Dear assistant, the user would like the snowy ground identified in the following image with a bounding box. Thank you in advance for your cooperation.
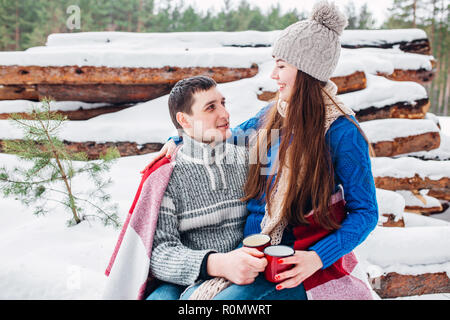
[0,117,448,300]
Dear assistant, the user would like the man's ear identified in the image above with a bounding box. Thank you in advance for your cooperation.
[176,112,191,129]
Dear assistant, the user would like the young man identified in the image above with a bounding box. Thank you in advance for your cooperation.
[147,76,267,300]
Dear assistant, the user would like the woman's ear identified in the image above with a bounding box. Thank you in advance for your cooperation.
[176,112,191,129]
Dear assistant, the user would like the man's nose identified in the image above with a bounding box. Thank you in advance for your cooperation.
[218,104,229,119]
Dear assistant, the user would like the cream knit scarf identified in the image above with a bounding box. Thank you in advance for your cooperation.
[188,80,355,300]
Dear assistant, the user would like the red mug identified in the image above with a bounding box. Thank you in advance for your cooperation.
[263,245,295,283]
[243,233,271,252]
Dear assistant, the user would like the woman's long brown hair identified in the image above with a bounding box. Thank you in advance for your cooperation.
[242,70,375,230]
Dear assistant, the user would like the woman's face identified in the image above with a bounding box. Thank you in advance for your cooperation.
[270,58,298,101]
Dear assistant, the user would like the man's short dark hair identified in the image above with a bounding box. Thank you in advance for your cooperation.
[168,76,217,129]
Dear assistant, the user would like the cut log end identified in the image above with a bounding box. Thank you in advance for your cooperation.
[371,131,440,158]
[369,272,450,299]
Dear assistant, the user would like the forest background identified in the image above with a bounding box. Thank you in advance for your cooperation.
[0,0,447,115]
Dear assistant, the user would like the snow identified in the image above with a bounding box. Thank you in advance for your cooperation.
[360,118,439,143]
[340,28,428,46]
[371,156,450,180]
[341,47,434,74]
[0,152,157,299]
[339,74,428,112]
[44,30,281,49]
[376,188,405,223]
[0,47,272,68]
[403,211,450,228]
[0,100,112,113]
[396,190,442,209]
[332,56,366,77]
[354,225,450,275]
[44,29,428,50]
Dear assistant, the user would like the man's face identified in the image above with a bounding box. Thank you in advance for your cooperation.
[178,87,231,144]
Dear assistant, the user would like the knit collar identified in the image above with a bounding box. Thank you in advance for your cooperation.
[178,134,228,164]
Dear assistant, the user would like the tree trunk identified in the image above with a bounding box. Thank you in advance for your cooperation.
[137,0,144,32]
[15,2,20,50]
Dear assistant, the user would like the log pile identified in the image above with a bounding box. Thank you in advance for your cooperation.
[0,65,258,104]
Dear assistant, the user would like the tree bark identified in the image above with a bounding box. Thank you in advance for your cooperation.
[15,1,20,50]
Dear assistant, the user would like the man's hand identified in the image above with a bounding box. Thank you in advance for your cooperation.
[140,139,178,174]
[207,247,267,285]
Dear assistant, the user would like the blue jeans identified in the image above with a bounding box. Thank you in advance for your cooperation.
[146,282,187,300]
[180,273,307,300]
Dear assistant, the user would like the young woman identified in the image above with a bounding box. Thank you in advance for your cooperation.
[154,1,378,300]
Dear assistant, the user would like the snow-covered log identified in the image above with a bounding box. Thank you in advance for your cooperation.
[362,118,440,157]
[0,100,132,121]
[43,29,431,55]
[371,157,450,191]
[396,190,444,215]
[0,64,259,85]
[340,74,429,121]
[355,225,450,298]
[400,133,450,161]
[376,188,405,227]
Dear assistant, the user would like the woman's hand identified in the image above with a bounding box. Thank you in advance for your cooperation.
[140,139,178,173]
[274,250,323,290]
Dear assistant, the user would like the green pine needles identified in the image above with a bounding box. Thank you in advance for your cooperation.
[0,99,121,228]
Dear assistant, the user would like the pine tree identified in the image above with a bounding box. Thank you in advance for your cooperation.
[358,3,376,29]
[26,1,67,49]
[0,0,17,50]
[0,99,121,228]
[344,1,376,30]
[385,0,422,28]
[0,0,40,50]
[344,1,358,29]
[178,6,202,32]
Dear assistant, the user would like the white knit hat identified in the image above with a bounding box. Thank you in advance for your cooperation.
[272,1,348,82]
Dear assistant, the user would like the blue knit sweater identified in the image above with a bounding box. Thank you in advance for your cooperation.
[171,103,378,270]
[230,103,379,269]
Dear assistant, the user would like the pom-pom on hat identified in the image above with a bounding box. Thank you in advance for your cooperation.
[272,0,348,82]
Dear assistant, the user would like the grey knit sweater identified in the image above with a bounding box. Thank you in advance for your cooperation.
[150,134,249,286]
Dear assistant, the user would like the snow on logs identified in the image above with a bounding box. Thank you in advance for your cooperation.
[355,225,450,298]
[340,74,430,122]
[371,157,450,192]
[361,118,440,157]
[44,29,430,53]
[376,188,405,227]
[0,29,435,105]
[0,100,132,120]
[396,190,444,215]
[0,47,263,104]
[340,28,431,55]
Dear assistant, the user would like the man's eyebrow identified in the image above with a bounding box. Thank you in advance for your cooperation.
[276,59,283,63]
[203,97,225,107]
[203,99,218,107]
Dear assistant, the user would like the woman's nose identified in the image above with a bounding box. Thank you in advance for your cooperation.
[270,67,278,80]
